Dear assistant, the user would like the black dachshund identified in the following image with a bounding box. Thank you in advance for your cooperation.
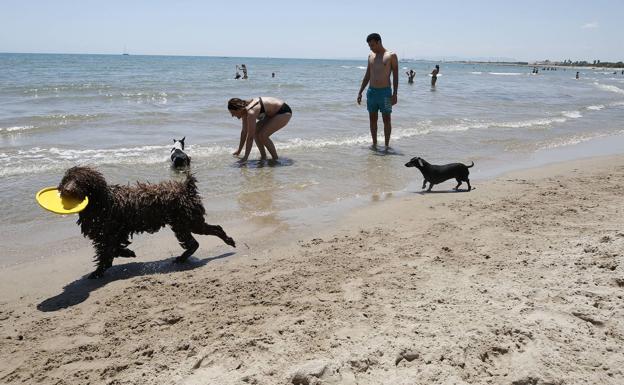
[58,166,235,278]
[405,157,473,191]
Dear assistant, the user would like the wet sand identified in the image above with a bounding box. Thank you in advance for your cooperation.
[1,155,624,384]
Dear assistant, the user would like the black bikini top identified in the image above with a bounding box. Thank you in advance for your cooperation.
[248,97,266,120]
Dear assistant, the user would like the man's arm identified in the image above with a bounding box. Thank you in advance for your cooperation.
[357,59,371,104]
[391,53,398,105]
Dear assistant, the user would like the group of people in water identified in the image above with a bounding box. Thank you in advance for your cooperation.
[235,64,277,80]
[227,33,429,163]
[234,64,248,79]
[405,64,440,86]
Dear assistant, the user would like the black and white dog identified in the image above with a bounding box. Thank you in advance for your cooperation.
[405,156,473,192]
[170,137,191,168]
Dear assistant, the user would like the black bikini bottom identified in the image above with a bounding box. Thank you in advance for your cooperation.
[277,103,292,115]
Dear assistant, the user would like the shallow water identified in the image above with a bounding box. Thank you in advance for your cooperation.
[1,53,624,263]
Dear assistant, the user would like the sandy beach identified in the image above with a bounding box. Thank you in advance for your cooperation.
[1,154,624,385]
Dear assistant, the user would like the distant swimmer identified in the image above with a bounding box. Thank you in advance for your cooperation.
[576,71,580,79]
[241,64,248,79]
[272,72,275,78]
[357,33,399,149]
[431,65,440,87]
[235,65,241,79]
[406,69,415,84]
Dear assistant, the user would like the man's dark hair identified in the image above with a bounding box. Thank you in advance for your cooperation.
[366,33,382,43]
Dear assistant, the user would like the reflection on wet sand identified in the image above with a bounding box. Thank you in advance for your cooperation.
[237,168,289,233]
[364,149,403,202]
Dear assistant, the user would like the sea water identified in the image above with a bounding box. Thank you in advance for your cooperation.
[1,53,624,263]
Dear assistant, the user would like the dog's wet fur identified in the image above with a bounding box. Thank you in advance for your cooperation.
[58,166,235,278]
[405,157,474,192]
[170,137,191,169]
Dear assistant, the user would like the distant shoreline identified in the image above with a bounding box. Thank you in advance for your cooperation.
[448,60,624,70]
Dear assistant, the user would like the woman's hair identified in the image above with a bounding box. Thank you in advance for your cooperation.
[227,98,250,111]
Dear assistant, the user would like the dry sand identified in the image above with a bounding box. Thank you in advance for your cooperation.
[1,155,623,385]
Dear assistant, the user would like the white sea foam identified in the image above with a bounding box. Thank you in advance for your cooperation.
[586,105,605,111]
[0,125,34,133]
[537,133,608,150]
[562,110,583,119]
[470,71,482,74]
[0,143,239,177]
[357,66,366,70]
[280,135,371,150]
[489,72,523,76]
[594,82,624,95]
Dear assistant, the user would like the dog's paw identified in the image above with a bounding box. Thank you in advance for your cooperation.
[118,248,136,258]
[173,256,188,264]
[225,237,236,247]
[88,270,105,279]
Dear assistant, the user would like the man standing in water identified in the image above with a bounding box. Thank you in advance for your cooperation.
[357,33,399,149]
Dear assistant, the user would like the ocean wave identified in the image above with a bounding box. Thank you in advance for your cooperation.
[357,66,366,70]
[280,135,372,150]
[20,83,113,95]
[594,82,624,95]
[536,133,608,150]
[0,106,602,177]
[0,144,233,177]
[586,105,605,111]
[470,72,482,75]
[489,72,523,76]
[561,110,583,119]
[0,125,34,133]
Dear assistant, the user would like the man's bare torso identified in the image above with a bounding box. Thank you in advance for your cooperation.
[369,50,393,88]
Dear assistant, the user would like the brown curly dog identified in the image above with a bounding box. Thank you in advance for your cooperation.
[58,166,236,278]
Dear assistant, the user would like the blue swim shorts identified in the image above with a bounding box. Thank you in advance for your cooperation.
[366,87,392,115]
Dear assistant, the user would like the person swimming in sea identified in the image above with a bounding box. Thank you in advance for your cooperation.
[406,69,415,84]
[431,65,440,87]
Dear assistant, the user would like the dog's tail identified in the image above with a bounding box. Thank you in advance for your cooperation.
[467,161,474,168]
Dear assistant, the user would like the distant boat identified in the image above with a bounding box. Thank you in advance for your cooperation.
[122,45,129,55]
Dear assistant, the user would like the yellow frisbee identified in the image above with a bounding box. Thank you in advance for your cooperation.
[36,187,89,215]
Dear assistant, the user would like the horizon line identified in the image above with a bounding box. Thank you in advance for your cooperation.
[1,51,621,64]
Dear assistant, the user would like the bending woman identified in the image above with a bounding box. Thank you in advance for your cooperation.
[228,96,292,163]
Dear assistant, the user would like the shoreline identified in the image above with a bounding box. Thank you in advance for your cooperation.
[3,131,623,270]
[1,152,623,384]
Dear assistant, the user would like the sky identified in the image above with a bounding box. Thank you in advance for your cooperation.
[0,0,621,62]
